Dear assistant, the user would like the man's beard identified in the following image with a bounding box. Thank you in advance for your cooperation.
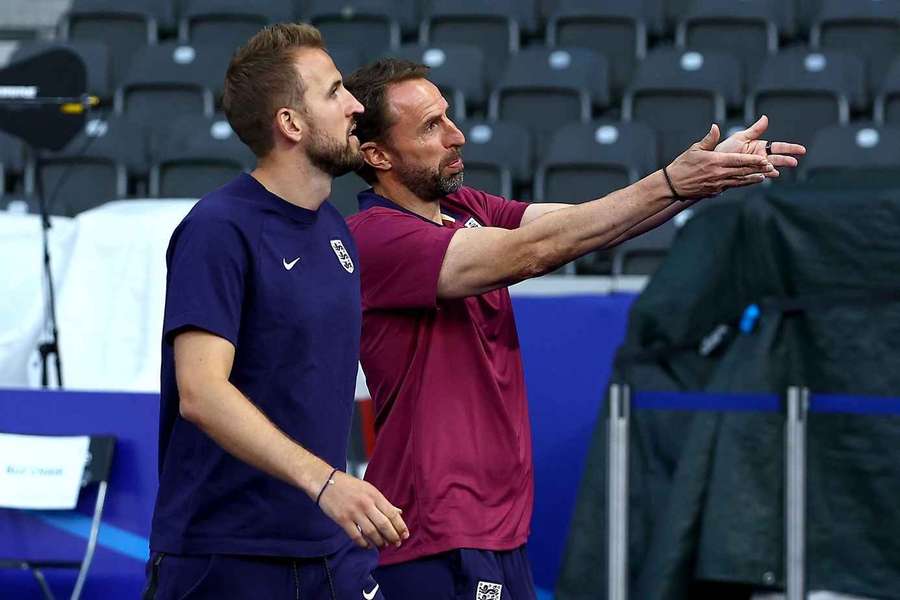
[393,155,464,202]
[305,124,364,177]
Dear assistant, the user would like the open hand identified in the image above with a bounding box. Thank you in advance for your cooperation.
[715,115,807,178]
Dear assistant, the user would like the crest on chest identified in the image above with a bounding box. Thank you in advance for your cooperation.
[330,239,354,273]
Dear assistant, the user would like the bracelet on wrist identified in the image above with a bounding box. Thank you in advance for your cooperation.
[662,166,686,202]
[315,468,339,506]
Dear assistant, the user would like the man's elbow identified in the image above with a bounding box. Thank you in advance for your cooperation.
[177,378,211,425]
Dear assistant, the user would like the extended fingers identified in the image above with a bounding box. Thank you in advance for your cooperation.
[717,152,771,169]
[769,141,806,156]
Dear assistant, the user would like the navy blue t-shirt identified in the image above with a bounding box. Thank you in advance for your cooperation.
[150,173,361,557]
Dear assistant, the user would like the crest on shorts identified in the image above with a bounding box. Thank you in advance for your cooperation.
[476,581,502,600]
[330,239,354,273]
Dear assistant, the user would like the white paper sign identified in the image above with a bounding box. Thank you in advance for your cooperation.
[0,433,90,509]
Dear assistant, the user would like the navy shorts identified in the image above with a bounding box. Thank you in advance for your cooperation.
[374,546,536,600]
[142,539,383,600]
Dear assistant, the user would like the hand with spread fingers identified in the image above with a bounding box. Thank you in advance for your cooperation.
[664,122,780,199]
[715,114,807,178]
[316,469,410,550]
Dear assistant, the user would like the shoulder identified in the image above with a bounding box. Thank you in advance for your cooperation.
[347,206,420,234]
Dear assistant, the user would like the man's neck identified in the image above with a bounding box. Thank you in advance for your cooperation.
[251,151,332,211]
[373,179,442,225]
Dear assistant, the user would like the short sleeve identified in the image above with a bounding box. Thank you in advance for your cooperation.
[162,216,248,346]
[350,212,457,310]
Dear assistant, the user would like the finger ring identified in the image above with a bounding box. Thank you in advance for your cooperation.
[765,141,773,156]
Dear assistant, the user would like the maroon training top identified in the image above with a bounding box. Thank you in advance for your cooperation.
[347,186,533,565]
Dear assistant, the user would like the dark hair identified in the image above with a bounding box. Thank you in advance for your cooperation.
[344,58,430,183]
[223,23,324,158]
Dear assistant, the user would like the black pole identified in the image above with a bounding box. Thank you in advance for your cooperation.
[32,152,63,389]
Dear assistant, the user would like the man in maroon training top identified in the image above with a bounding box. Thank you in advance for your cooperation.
[344,59,805,599]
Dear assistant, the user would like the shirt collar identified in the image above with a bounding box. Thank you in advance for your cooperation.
[357,188,461,225]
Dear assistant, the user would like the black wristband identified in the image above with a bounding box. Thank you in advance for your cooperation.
[662,166,685,201]
[315,468,339,506]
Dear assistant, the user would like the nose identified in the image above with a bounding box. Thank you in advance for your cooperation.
[446,119,465,147]
[346,91,364,116]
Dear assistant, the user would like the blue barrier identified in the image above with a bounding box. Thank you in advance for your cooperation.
[809,393,900,415]
[633,391,780,412]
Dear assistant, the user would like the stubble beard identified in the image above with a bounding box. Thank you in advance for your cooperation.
[305,124,364,178]
[393,159,464,202]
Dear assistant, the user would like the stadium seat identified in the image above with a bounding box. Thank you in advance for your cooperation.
[11,40,112,102]
[457,119,532,199]
[545,0,648,98]
[799,123,900,187]
[623,48,742,166]
[149,114,255,198]
[114,42,223,124]
[488,47,610,156]
[534,120,656,204]
[874,57,900,126]
[612,220,677,276]
[420,0,531,80]
[794,0,823,34]
[384,44,486,115]
[534,120,657,274]
[329,172,369,217]
[178,0,293,48]
[675,0,792,85]
[58,0,164,89]
[747,47,863,150]
[25,116,147,216]
[307,0,402,61]
[810,0,900,94]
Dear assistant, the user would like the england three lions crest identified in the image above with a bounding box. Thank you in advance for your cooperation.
[330,239,354,273]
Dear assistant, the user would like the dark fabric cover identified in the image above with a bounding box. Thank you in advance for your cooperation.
[557,184,900,600]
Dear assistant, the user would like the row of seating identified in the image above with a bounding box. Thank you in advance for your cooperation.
[3,113,897,216]
[8,38,898,169]
[44,0,900,88]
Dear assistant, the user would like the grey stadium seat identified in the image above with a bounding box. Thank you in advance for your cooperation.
[810,0,900,95]
[25,116,147,216]
[874,57,900,126]
[623,47,742,166]
[307,0,402,61]
[150,114,256,198]
[799,123,900,187]
[488,47,610,156]
[58,0,166,89]
[114,42,225,124]
[178,0,293,48]
[534,120,657,204]
[676,0,793,85]
[534,120,657,274]
[747,47,864,150]
[457,119,532,199]
[612,220,678,277]
[545,0,648,98]
[384,44,486,116]
[420,0,532,80]
[328,45,364,79]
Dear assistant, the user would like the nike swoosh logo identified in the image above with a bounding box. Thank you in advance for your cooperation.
[283,257,300,270]
[362,583,379,600]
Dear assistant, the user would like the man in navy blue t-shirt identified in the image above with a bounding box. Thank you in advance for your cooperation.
[144,24,408,600]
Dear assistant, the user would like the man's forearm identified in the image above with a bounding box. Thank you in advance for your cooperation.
[180,380,331,498]
[516,170,675,272]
